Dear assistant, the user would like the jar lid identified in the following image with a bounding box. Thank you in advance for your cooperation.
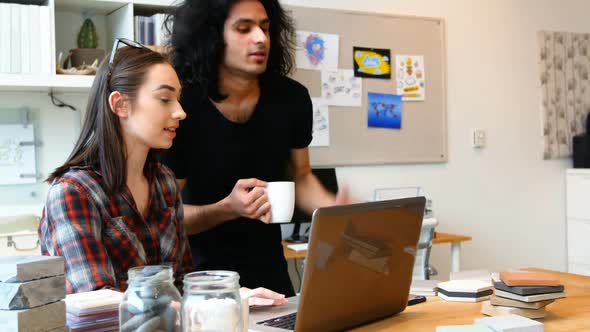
[183,270,240,291]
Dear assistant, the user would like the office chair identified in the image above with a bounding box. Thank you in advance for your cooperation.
[373,186,438,280]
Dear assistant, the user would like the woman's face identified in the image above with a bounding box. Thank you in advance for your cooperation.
[123,63,185,150]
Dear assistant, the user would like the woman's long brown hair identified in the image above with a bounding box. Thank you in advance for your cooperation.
[47,47,169,194]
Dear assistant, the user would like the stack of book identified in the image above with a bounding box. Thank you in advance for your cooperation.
[0,256,67,331]
[134,14,170,46]
[410,279,439,297]
[481,271,566,319]
[65,289,122,332]
[0,2,51,75]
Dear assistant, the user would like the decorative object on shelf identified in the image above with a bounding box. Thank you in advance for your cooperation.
[69,18,105,68]
[56,52,98,75]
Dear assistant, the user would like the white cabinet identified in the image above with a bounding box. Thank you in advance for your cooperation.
[566,169,590,276]
[0,0,174,93]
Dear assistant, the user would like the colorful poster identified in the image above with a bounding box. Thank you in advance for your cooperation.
[321,69,362,107]
[353,47,391,79]
[395,55,426,101]
[0,124,37,185]
[367,92,402,129]
[309,98,330,147]
[295,31,339,70]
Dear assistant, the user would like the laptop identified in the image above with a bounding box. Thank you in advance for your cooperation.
[250,197,426,332]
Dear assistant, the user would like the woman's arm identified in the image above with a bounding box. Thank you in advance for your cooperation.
[40,180,117,293]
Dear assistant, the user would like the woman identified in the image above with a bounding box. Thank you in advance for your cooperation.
[39,40,288,305]
[39,40,190,293]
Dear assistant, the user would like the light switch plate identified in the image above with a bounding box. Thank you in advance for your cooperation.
[472,129,486,148]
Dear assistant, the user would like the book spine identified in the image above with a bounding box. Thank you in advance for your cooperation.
[147,16,154,45]
[151,13,160,46]
[20,4,31,73]
[39,5,50,74]
[134,16,140,42]
[10,4,21,73]
[0,3,11,73]
[29,5,41,74]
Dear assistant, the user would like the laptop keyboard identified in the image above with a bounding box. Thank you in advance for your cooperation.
[256,312,297,330]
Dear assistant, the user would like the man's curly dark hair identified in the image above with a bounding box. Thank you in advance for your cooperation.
[165,0,296,102]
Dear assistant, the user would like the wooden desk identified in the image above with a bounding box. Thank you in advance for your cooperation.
[433,232,472,273]
[352,268,590,332]
[283,231,473,271]
[282,241,307,260]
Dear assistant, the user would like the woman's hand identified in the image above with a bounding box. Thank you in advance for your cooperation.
[240,287,289,306]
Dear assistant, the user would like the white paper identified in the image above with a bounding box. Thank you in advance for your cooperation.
[287,243,308,252]
[310,98,330,147]
[321,69,362,106]
[396,55,426,101]
[296,30,339,70]
[0,124,36,185]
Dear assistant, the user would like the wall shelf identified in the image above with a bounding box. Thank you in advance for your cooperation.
[1,0,175,92]
[0,74,94,93]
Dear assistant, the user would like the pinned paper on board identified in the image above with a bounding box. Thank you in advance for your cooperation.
[367,92,402,129]
[395,55,426,101]
[321,69,362,106]
[353,47,391,79]
[310,98,330,147]
[295,31,339,70]
[0,124,37,185]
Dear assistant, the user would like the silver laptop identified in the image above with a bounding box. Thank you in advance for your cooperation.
[250,197,426,332]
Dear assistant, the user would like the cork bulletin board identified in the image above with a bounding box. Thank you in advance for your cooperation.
[288,6,447,166]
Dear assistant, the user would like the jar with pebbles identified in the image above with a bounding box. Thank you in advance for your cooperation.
[120,265,182,332]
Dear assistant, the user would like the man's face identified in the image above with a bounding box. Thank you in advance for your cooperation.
[221,0,271,78]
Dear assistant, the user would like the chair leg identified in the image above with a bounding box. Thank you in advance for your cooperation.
[428,265,438,278]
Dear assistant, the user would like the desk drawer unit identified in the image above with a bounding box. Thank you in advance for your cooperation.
[566,169,590,276]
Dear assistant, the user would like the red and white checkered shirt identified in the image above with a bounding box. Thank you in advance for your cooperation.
[39,164,194,293]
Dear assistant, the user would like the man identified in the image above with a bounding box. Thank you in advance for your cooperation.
[165,0,348,297]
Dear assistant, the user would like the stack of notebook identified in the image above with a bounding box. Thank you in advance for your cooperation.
[410,279,439,297]
[65,289,122,332]
[481,271,565,319]
[437,314,544,332]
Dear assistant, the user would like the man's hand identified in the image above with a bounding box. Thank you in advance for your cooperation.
[227,178,272,222]
[240,287,288,306]
[335,184,351,206]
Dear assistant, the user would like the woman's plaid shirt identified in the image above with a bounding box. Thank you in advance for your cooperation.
[39,164,194,293]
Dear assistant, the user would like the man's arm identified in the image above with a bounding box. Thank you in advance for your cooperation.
[176,178,272,235]
[290,147,349,214]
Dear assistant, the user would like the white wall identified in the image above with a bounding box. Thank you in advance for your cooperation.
[282,0,587,278]
[0,92,86,216]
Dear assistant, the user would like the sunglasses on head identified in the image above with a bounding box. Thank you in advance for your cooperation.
[108,38,149,71]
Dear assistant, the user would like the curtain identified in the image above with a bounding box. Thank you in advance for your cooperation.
[539,31,590,159]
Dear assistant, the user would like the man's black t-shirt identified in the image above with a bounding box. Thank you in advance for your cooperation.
[164,76,313,297]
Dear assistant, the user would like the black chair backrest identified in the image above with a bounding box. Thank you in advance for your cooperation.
[291,168,338,223]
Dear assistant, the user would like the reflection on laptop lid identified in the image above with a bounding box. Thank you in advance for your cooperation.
[251,197,425,332]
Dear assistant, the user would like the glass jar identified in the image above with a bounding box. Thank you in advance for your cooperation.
[120,265,182,332]
[182,270,244,332]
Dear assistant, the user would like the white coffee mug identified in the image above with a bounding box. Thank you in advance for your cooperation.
[264,181,295,223]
